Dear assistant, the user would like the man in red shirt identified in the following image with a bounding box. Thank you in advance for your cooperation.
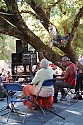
[54,56,77,103]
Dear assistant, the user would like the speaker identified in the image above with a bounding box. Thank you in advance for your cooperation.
[16,40,22,53]
[12,53,22,64]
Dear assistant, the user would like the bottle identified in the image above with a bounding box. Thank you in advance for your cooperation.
[67,95,71,105]
[58,92,61,102]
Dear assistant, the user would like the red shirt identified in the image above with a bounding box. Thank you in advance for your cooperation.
[64,63,77,86]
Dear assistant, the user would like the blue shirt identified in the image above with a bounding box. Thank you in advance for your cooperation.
[62,35,68,40]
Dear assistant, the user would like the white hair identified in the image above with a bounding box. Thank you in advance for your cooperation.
[41,58,49,69]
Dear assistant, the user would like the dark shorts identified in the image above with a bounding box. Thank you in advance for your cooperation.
[54,80,70,92]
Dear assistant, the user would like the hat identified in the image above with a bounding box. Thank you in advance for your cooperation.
[61,56,70,62]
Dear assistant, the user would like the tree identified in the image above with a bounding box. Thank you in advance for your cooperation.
[0,0,83,66]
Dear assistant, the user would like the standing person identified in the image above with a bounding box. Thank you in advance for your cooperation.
[20,58,55,108]
[0,73,2,84]
[54,56,77,103]
[75,68,83,94]
[0,73,6,100]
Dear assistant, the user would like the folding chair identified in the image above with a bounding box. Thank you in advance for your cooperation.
[33,78,65,120]
[60,74,78,102]
[2,83,31,123]
[0,85,11,113]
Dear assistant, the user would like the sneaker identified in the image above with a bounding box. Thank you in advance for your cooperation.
[73,94,82,100]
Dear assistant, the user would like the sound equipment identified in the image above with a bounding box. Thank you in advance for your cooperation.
[12,53,22,64]
[22,51,37,65]
[16,40,22,53]
[11,51,37,78]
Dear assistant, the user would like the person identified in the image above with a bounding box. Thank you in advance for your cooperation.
[20,58,55,108]
[17,72,25,84]
[0,73,2,84]
[54,56,77,103]
[60,32,70,44]
[6,71,12,83]
[1,68,7,82]
[0,73,7,100]
[75,68,83,94]
[32,62,41,76]
[48,23,61,48]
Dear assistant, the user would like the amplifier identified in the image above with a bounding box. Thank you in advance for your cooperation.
[22,53,31,60]
[22,53,37,65]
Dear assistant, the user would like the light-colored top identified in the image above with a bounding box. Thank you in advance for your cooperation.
[31,68,55,92]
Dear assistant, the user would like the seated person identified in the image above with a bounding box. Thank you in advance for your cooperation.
[6,71,12,83]
[54,56,77,102]
[32,62,41,76]
[48,22,61,48]
[60,33,70,44]
[20,58,55,109]
[17,73,25,84]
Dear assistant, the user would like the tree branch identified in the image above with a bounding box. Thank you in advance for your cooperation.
[68,6,83,45]
[0,16,25,41]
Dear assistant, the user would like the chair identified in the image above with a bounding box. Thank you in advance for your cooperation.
[33,78,65,120]
[60,74,78,102]
[0,84,11,113]
[2,83,31,123]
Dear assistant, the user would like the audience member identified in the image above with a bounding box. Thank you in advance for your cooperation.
[6,71,12,83]
[20,58,55,108]
[32,62,41,76]
[17,72,25,84]
[1,68,7,82]
[0,73,2,84]
[75,68,83,94]
[54,56,77,103]
[0,72,6,100]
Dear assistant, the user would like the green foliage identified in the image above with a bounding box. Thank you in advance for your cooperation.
[0,34,16,62]
[0,0,83,62]
[0,0,8,11]
[18,0,83,50]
